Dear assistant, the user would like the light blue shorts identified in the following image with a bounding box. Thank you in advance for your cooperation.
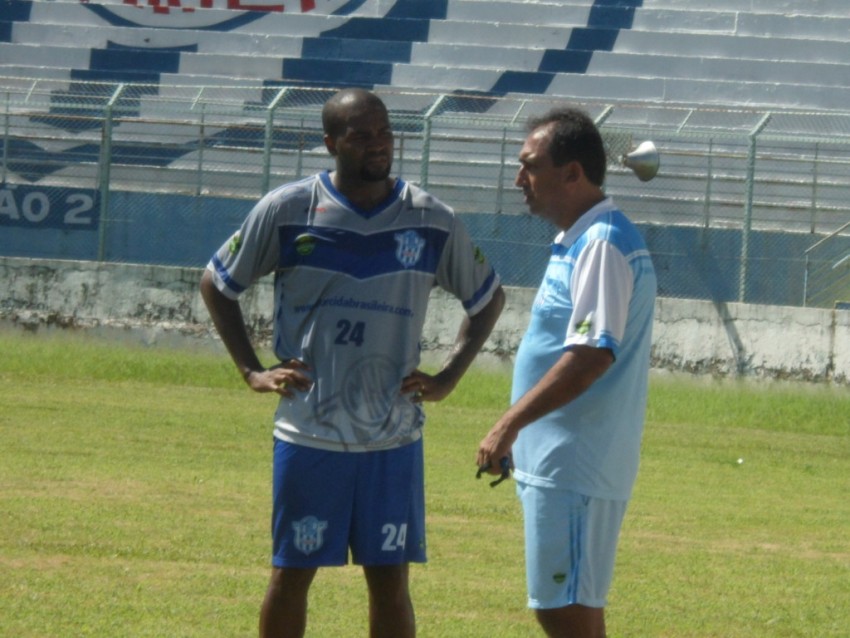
[517,483,628,609]
[271,438,426,568]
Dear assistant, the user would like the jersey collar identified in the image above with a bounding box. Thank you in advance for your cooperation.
[319,171,405,218]
[554,197,617,247]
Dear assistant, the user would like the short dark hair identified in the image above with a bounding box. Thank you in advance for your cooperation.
[321,88,388,138]
[526,107,607,186]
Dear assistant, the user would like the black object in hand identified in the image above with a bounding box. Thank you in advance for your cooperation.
[476,456,512,488]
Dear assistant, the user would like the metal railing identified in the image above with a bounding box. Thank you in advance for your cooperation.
[3,77,850,307]
[804,220,850,308]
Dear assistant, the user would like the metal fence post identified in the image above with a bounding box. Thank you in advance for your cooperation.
[2,92,9,184]
[263,88,288,194]
[196,102,206,197]
[420,95,447,189]
[738,113,772,302]
[700,138,714,247]
[594,105,614,127]
[295,118,305,180]
[97,84,125,262]
[496,127,508,213]
[809,142,820,234]
[803,253,810,307]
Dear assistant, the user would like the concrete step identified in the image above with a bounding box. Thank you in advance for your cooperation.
[9,0,850,44]
[4,0,850,115]
[641,0,850,18]
[612,29,850,65]
[10,1,421,39]
[449,2,739,32]
[587,51,850,90]
[545,73,850,112]
[23,0,850,20]
[8,23,847,78]
[0,42,91,68]
[5,48,849,114]
[4,20,305,56]
[736,12,850,40]
[5,1,774,47]
[452,0,850,19]
[6,2,849,67]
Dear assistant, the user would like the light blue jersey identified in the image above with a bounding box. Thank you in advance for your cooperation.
[511,198,656,501]
[207,171,500,452]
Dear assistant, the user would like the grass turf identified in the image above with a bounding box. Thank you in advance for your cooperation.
[1,331,848,637]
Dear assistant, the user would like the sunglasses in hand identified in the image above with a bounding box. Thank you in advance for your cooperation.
[476,456,513,488]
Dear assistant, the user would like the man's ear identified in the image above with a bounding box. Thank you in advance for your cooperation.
[562,160,584,184]
[324,133,337,156]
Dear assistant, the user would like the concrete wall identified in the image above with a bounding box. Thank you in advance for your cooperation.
[3,256,849,384]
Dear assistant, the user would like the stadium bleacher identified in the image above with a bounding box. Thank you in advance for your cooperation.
[2,0,850,111]
[2,0,850,306]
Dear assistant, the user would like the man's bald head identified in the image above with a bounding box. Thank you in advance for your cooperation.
[322,89,388,139]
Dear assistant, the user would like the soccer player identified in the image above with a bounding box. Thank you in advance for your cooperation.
[200,88,504,638]
[477,107,656,638]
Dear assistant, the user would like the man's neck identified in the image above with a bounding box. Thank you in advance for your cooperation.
[556,191,607,231]
[331,172,395,210]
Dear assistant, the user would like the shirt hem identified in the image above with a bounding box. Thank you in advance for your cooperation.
[272,427,423,453]
[513,471,632,502]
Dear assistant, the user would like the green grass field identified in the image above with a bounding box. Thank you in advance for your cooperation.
[1,330,848,637]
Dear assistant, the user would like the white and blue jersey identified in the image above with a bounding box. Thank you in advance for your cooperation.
[511,198,656,501]
[207,171,500,452]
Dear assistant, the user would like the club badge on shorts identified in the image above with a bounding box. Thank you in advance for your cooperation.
[292,516,328,555]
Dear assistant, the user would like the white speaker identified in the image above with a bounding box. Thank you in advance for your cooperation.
[623,141,660,182]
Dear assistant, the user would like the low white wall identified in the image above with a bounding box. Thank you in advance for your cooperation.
[2,257,848,383]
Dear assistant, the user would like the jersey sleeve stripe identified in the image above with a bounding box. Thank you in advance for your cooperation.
[463,269,500,315]
[211,254,247,296]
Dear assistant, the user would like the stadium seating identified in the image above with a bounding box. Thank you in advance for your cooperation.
[2,0,850,112]
[2,0,849,216]
[2,0,850,305]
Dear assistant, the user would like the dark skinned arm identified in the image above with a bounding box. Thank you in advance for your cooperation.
[402,285,506,402]
[199,269,311,397]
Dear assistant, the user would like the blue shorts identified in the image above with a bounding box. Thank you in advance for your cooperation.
[271,438,426,568]
[517,483,628,609]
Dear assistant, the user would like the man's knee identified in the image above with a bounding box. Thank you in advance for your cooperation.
[535,604,606,638]
[363,564,413,608]
[267,566,317,598]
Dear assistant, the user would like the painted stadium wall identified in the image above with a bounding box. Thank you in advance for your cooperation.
[2,256,849,384]
[0,187,830,307]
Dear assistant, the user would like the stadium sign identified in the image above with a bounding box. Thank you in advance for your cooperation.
[0,184,99,230]
[79,0,364,30]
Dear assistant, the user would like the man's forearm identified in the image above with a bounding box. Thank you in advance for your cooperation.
[439,286,506,385]
[504,344,613,433]
[200,270,264,380]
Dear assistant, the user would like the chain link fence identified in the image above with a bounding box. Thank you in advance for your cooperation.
[3,78,850,308]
